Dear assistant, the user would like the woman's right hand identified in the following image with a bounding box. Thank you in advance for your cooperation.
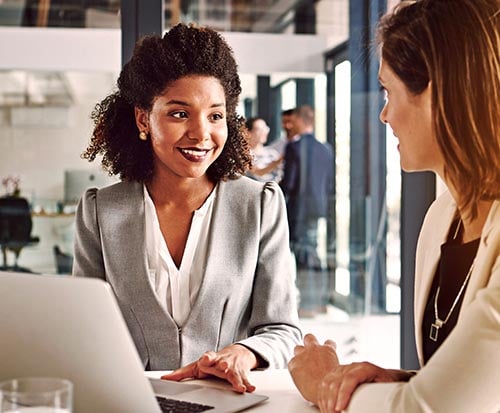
[161,344,258,393]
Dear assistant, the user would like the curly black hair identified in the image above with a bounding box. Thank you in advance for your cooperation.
[83,23,252,182]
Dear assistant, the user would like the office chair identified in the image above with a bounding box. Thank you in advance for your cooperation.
[0,196,40,272]
[53,245,73,275]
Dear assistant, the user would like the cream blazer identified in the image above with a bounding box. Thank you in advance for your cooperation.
[346,192,500,413]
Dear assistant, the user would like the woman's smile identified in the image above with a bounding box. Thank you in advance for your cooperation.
[178,146,214,162]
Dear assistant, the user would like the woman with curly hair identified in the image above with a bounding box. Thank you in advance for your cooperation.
[74,23,301,393]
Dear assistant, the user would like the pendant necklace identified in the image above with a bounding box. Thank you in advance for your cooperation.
[429,219,475,342]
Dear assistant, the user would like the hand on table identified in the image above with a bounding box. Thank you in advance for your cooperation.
[316,361,413,412]
[288,334,339,405]
[289,334,415,412]
[161,344,258,393]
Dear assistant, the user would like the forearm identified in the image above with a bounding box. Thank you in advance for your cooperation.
[250,159,281,176]
[237,323,302,368]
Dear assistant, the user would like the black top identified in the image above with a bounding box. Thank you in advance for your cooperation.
[422,218,480,364]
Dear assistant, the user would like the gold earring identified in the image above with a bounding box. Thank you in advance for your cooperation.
[139,131,148,141]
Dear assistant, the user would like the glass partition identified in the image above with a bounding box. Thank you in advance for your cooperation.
[0,0,348,35]
[319,43,401,367]
[0,0,120,28]
[166,0,348,36]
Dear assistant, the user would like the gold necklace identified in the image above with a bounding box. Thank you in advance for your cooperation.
[429,219,474,342]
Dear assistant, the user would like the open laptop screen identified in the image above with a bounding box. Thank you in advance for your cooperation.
[0,272,268,413]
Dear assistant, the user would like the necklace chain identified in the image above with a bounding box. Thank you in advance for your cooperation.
[430,259,475,342]
[429,218,474,342]
[452,217,462,240]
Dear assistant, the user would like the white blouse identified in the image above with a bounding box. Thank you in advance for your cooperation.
[143,184,217,326]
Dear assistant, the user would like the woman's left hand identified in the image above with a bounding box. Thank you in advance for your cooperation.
[161,344,258,393]
[289,334,413,412]
[316,362,410,412]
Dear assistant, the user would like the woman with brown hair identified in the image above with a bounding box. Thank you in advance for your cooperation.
[289,0,500,411]
[74,23,301,393]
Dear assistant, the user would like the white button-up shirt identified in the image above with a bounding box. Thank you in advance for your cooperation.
[143,184,217,326]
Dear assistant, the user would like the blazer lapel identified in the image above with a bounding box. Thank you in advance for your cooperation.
[180,180,244,351]
[414,197,499,363]
[98,182,166,311]
[461,200,499,308]
[186,181,234,315]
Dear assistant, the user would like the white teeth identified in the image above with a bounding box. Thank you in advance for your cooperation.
[180,148,209,156]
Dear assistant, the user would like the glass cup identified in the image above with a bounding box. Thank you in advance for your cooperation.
[0,377,73,413]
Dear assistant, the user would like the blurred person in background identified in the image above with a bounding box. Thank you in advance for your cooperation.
[245,117,283,182]
[280,105,334,318]
[269,108,300,156]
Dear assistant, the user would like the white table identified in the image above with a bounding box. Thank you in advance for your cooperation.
[145,369,317,412]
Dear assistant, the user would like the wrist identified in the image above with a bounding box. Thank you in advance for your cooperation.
[404,370,418,381]
[390,369,417,382]
[233,344,264,369]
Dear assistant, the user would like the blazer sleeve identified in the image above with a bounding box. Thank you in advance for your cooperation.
[344,207,500,412]
[236,181,302,368]
[73,188,106,281]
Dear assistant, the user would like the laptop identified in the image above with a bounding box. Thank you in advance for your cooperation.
[0,272,268,413]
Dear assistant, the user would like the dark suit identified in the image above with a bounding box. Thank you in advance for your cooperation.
[281,133,334,312]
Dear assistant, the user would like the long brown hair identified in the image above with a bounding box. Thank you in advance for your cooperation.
[378,0,500,218]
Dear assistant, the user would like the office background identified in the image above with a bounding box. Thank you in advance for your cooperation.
[0,0,437,371]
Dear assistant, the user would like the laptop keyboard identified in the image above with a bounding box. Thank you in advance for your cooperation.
[156,396,214,412]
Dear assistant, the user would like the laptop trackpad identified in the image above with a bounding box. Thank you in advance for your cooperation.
[149,378,203,395]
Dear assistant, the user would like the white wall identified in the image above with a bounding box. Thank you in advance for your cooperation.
[0,27,329,74]
[0,97,105,201]
[0,94,113,273]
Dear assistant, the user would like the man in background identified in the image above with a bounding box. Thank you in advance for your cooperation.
[268,109,301,183]
[269,109,300,156]
[280,105,334,318]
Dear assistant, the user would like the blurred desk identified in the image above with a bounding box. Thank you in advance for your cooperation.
[16,212,75,273]
[145,369,316,413]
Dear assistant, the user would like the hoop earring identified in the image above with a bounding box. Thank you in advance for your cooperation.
[139,131,148,141]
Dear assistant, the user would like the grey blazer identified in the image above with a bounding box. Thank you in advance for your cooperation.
[73,177,302,370]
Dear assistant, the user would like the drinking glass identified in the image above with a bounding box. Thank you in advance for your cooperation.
[0,377,73,413]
